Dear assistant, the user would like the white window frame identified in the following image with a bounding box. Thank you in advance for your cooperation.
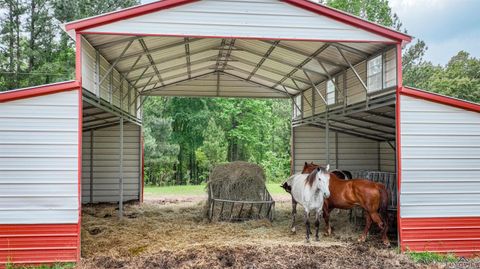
[367,54,383,92]
[293,94,302,118]
[326,78,336,105]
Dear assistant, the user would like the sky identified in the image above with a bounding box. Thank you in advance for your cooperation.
[389,0,480,65]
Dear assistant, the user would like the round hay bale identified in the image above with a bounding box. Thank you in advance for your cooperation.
[207,161,266,201]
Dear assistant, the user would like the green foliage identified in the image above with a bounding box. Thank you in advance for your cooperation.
[403,44,480,103]
[407,251,457,264]
[143,97,292,185]
[0,0,140,91]
[322,0,403,30]
[5,263,75,269]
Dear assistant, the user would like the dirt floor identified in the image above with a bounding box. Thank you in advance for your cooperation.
[80,195,438,269]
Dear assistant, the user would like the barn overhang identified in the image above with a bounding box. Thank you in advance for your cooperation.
[64,0,410,99]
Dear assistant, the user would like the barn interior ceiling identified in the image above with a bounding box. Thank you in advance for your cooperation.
[82,34,390,99]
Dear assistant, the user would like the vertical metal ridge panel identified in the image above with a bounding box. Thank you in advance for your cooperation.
[82,123,141,203]
[400,217,480,257]
[0,224,78,266]
[292,126,379,173]
[380,141,395,172]
[0,91,79,224]
[400,95,480,218]
[85,0,392,42]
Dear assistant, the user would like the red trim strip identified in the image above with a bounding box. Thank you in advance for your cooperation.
[75,33,83,264]
[0,81,80,103]
[65,0,198,31]
[282,0,411,42]
[395,44,403,249]
[140,132,145,203]
[0,224,79,266]
[400,217,480,257]
[401,87,480,113]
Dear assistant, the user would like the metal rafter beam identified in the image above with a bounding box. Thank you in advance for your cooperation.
[228,55,311,86]
[337,46,368,92]
[99,39,134,86]
[139,68,216,92]
[331,43,369,58]
[129,55,218,82]
[184,37,192,79]
[95,36,139,50]
[273,43,330,88]
[303,70,327,105]
[139,39,164,86]
[117,38,202,63]
[224,65,297,95]
[329,118,395,137]
[262,40,348,68]
[233,44,328,78]
[247,40,279,80]
[308,123,385,142]
[282,85,302,112]
[140,71,217,94]
[342,114,395,129]
[221,71,291,97]
[122,46,222,74]
[219,39,236,72]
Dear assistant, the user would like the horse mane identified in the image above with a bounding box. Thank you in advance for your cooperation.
[305,167,328,187]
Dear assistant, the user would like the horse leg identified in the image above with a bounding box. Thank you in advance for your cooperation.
[315,209,321,241]
[370,212,390,246]
[323,206,333,236]
[291,199,297,233]
[304,210,311,243]
[358,211,372,243]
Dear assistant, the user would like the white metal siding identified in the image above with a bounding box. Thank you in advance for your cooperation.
[0,91,79,224]
[87,0,393,42]
[292,126,379,173]
[400,95,480,218]
[82,123,141,203]
[82,37,139,116]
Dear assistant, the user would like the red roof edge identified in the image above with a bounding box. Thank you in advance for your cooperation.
[283,0,411,43]
[0,80,80,103]
[401,86,480,113]
[65,0,198,31]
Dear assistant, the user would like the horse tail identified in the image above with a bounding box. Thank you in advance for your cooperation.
[379,184,389,228]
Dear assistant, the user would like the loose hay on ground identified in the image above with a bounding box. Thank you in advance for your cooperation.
[80,200,434,269]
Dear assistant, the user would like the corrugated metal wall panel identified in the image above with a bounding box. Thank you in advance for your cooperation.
[81,37,137,116]
[0,224,79,266]
[400,95,480,218]
[380,141,395,172]
[86,0,392,42]
[401,217,480,257]
[0,91,79,224]
[82,123,141,203]
[292,126,381,173]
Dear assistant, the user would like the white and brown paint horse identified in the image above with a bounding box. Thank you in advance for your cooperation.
[286,165,331,242]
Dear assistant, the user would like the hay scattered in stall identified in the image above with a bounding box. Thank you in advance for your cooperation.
[206,162,275,221]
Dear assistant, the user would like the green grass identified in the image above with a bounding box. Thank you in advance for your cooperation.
[407,251,458,264]
[6,263,75,269]
[144,183,287,196]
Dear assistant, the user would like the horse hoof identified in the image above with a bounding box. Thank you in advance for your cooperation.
[291,227,296,234]
[358,236,366,243]
[315,237,320,242]
[305,239,310,244]
[383,241,391,247]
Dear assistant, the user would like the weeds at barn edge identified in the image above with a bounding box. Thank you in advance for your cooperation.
[80,201,439,269]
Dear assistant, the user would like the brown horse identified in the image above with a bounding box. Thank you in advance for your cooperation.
[302,162,390,246]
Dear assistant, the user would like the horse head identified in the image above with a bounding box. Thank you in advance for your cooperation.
[315,164,331,198]
[302,162,319,174]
